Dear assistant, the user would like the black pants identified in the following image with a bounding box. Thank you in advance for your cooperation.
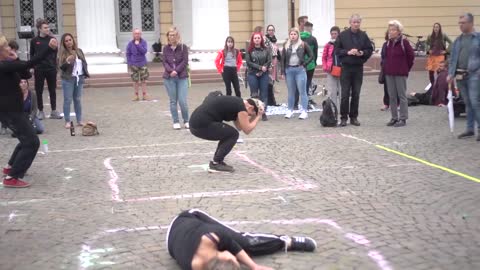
[294,69,315,107]
[168,209,285,257]
[0,112,40,179]
[190,122,239,163]
[222,66,241,97]
[267,83,277,106]
[340,65,364,120]
[34,69,57,111]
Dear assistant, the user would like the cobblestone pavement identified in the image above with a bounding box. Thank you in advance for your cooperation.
[1,72,479,270]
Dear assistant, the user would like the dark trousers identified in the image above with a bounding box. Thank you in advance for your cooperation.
[267,83,277,106]
[35,69,57,111]
[168,209,285,258]
[0,112,40,179]
[190,122,239,163]
[222,66,241,97]
[340,65,364,120]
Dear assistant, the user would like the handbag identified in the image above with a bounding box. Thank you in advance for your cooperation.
[378,67,385,84]
[331,54,342,77]
[82,122,99,136]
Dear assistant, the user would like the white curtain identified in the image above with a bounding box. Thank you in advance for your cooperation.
[75,0,120,53]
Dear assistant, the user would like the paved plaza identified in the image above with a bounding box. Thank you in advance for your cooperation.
[0,71,479,270]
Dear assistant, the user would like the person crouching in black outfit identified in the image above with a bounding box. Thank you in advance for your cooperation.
[190,94,264,173]
[335,14,373,126]
[0,34,58,188]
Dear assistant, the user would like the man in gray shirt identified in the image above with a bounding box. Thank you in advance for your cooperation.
[448,13,480,141]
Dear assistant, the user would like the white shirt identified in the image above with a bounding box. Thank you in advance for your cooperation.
[72,55,83,77]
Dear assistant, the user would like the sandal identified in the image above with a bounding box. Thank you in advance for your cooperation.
[65,122,71,129]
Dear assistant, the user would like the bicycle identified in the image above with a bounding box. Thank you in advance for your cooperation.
[404,33,427,56]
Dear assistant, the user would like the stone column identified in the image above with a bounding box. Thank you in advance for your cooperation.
[264,0,289,42]
[299,0,335,47]
[75,0,120,53]
[173,0,229,50]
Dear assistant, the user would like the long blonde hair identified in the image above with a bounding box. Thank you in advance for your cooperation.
[284,27,301,49]
[0,34,8,51]
[58,33,78,65]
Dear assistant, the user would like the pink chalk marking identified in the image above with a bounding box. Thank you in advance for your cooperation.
[122,186,308,203]
[104,158,121,202]
[368,250,394,270]
[234,152,316,190]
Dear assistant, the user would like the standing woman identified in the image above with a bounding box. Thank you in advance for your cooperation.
[265,25,280,106]
[163,27,190,130]
[281,27,313,119]
[58,33,89,129]
[384,20,414,127]
[214,36,243,97]
[322,26,342,108]
[0,34,57,188]
[246,32,271,121]
[425,23,452,85]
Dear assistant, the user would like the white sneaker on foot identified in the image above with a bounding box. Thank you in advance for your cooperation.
[299,111,308,119]
[285,110,294,119]
[173,123,181,130]
[237,138,244,143]
[184,122,189,129]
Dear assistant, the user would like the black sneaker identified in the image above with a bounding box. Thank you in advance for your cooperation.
[208,161,234,173]
[290,236,317,252]
[394,119,406,127]
[458,130,474,139]
[350,118,361,126]
[339,119,347,127]
[386,119,398,126]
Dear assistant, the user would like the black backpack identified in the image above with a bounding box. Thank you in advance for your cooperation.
[320,97,338,127]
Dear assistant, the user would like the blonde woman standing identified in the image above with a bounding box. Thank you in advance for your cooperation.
[281,28,313,119]
[162,27,190,130]
[58,33,89,129]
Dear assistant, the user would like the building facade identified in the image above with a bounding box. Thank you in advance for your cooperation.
[0,0,479,57]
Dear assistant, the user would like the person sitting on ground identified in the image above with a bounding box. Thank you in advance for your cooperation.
[409,60,450,106]
[167,209,317,270]
[20,79,44,134]
[189,93,264,173]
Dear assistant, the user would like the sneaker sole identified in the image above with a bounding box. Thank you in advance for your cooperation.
[3,183,31,188]
[208,168,234,173]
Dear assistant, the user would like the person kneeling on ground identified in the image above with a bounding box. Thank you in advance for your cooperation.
[189,94,264,173]
[167,209,317,270]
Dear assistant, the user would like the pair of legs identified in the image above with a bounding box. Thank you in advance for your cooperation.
[385,75,408,126]
[62,76,85,126]
[131,66,150,100]
[190,122,238,172]
[286,67,308,115]
[167,209,294,259]
[164,77,189,125]
[326,73,341,108]
[0,112,40,187]
[248,72,269,120]
[35,69,59,118]
[222,66,241,97]
[294,69,315,108]
[457,77,480,139]
[339,65,363,124]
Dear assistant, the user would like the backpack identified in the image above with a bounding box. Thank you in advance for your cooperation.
[82,122,99,136]
[320,97,338,127]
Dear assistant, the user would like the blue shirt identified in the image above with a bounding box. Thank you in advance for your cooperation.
[448,31,480,78]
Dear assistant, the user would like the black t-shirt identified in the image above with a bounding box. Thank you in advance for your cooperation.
[190,96,246,129]
[168,212,243,270]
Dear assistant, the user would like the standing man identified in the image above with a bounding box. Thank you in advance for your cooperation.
[293,15,309,110]
[448,13,480,141]
[126,28,150,101]
[335,14,373,127]
[301,21,319,107]
[30,18,61,120]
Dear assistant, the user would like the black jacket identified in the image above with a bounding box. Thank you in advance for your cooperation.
[334,28,373,66]
[281,41,314,74]
[30,35,58,71]
[246,47,272,74]
[59,48,90,80]
[0,49,52,112]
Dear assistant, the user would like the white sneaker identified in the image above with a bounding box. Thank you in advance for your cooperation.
[299,111,308,120]
[173,123,181,130]
[285,110,294,119]
[237,138,244,143]
[184,122,189,129]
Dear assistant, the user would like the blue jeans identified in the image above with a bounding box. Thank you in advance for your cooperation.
[164,77,189,123]
[286,66,308,111]
[62,76,85,123]
[247,72,269,106]
[457,76,480,132]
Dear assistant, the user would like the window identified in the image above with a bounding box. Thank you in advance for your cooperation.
[19,0,34,27]
[43,0,58,34]
[119,0,133,32]
[141,0,154,31]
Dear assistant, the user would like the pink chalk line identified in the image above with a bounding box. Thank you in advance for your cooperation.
[82,217,392,270]
[105,152,317,203]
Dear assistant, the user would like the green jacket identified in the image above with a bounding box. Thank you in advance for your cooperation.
[426,34,452,54]
[300,31,319,71]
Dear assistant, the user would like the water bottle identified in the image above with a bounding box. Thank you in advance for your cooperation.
[70,121,75,136]
[42,139,48,154]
